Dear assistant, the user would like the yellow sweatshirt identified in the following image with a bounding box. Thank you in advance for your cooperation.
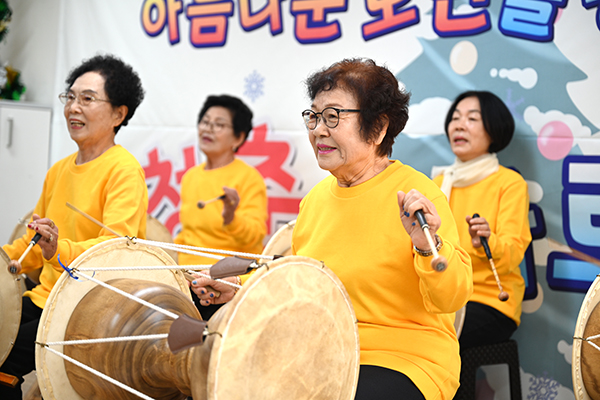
[175,158,267,265]
[2,145,148,308]
[292,160,472,400]
[434,166,531,325]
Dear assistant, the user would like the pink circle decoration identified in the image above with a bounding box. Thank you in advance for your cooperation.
[537,120,573,160]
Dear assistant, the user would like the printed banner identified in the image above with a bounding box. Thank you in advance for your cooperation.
[44,1,600,398]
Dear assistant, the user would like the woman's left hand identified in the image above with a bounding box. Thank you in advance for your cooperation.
[189,271,238,305]
[221,186,240,225]
[29,214,59,260]
[397,190,441,251]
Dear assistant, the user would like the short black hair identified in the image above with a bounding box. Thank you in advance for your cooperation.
[305,58,410,158]
[444,90,514,153]
[197,95,253,151]
[65,54,145,134]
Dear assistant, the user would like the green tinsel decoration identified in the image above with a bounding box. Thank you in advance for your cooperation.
[0,0,12,44]
[0,1,26,100]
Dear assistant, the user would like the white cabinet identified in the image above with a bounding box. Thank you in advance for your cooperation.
[0,100,52,245]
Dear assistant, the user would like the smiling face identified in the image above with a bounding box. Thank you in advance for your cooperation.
[198,106,244,167]
[308,88,386,186]
[447,96,492,162]
[63,71,125,153]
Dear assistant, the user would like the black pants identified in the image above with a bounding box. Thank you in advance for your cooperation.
[0,297,43,400]
[190,289,224,321]
[458,301,517,349]
[355,365,425,400]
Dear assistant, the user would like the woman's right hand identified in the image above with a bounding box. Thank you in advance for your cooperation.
[29,214,59,260]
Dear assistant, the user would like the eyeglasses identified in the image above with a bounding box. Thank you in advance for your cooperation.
[199,119,233,133]
[301,107,361,130]
[58,92,111,106]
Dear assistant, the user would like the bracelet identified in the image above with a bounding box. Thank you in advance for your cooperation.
[413,234,443,257]
[233,275,242,295]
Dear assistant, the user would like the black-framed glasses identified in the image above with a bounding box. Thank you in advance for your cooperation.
[58,91,111,106]
[301,107,361,130]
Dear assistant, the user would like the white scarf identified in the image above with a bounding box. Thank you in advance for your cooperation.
[431,153,499,200]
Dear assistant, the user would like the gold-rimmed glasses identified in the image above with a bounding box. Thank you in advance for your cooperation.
[199,119,233,133]
[58,92,111,106]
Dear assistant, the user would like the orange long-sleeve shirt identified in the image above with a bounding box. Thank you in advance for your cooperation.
[293,160,472,400]
[175,158,267,266]
[434,166,531,325]
[3,145,148,308]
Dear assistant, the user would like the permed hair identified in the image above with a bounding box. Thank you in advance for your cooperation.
[305,58,410,157]
[65,54,145,135]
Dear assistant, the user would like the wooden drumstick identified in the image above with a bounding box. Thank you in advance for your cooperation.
[197,194,226,209]
[472,213,509,302]
[414,210,447,272]
[10,233,42,274]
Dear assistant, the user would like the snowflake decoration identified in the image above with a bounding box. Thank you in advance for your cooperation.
[244,70,264,103]
[527,372,560,400]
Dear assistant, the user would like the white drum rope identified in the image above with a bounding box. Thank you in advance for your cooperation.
[579,333,600,352]
[71,270,179,320]
[136,238,275,260]
[70,265,241,290]
[76,265,211,272]
[42,333,169,347]
[185,271,242,290]
[42,346,156,400]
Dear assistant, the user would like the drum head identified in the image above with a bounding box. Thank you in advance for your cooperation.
[36,237,189,400]
[574,275,600,400]
[0,247,22,367]
[146,215,178,263]
[262,220,295,257]
[8,209,33,244]
[190,255,360,400]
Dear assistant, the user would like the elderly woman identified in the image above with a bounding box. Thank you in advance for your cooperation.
[1,54,147,399]
[433,90,531,349]
[291,58,472,400]
[176,94,267,319]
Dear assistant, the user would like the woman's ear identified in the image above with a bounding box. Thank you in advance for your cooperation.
[112,105,128,128]
[375,116,389,146]
[232,132,246,152]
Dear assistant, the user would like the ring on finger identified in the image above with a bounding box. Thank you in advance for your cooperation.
[49,234,53,242]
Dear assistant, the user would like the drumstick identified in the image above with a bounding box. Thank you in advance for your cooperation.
[10,233,42,273]
[472,213,509,302]
[197,194,226,209]
[66,202,122,237]
[414,210,447,272]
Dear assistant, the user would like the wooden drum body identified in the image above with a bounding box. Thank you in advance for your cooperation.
[574,275,600,400]
[36,237,190,400]
[190,255,360,400]
[0,247,22,367]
